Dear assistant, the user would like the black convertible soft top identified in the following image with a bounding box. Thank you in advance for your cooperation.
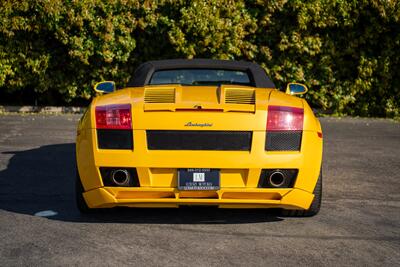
[127,59,275,88]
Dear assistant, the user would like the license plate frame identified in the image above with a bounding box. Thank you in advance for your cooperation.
[178,168,220,190]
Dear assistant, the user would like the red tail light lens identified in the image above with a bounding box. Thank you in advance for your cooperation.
[95,104,132,129]
[267,105,304,131]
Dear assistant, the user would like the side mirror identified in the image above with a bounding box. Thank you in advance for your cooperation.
[94,81,115,94]
[285,83,308,95]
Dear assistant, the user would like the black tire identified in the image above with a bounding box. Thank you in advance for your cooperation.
[281,170,322,217]
[75,170,92,213]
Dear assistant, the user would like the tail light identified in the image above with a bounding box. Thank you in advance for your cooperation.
[95,104,132,129]
[267,105,304,131]
[266,105,303,151]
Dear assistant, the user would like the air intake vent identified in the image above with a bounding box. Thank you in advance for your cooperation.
[144,88,175,103]
[225,89,255,105]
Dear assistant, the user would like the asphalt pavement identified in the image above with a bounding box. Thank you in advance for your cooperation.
[0,114,399,266]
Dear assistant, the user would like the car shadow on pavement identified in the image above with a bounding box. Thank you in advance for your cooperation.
[0,143,283,224]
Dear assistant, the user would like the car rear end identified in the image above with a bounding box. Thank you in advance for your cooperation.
[76,85,323,210]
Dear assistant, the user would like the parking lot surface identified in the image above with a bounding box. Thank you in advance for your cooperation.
[0,114,399,266]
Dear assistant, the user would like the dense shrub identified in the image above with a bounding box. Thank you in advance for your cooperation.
[0,0,399,117]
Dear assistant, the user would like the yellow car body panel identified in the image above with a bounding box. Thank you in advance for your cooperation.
[76,83,323,210]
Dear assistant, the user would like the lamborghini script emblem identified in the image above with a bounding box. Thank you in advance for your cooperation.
[185,122,213,127]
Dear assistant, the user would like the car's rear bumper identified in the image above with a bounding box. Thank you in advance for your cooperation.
[83,187,314,209]
[77,126,322,210]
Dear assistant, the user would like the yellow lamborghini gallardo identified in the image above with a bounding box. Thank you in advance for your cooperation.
[76,59,323,216]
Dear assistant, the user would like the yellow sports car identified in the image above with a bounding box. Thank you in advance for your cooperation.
[76,59,323,216]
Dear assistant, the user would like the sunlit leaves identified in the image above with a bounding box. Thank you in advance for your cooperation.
[0,0,398,117]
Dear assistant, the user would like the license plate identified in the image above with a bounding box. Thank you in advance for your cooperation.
[178,168,220,190]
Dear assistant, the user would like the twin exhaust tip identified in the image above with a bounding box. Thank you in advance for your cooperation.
[268,171,286,188]
[258,168,298,189]
[112,169,288,188]
[111,169,130,186]
[105,168,293,188]
[99,167,140,187]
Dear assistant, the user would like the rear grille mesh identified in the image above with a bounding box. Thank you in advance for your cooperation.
[265,131,302,151]
[147,130,252,151]
[144,88,175,103]
[225,88,255,105]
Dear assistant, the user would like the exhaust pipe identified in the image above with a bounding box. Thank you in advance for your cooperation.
[268,171,286,188]
[111,169,130,186]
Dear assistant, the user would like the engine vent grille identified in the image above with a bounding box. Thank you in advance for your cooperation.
[144,88,175,103]
[225,89,255,105]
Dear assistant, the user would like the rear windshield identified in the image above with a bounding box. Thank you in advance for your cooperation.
[149,69,252,86]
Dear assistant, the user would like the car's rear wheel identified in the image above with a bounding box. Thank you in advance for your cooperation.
[75,170,92,213]
[281,170,322,217]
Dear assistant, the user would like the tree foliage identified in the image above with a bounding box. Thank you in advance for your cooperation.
[0,0,399,117]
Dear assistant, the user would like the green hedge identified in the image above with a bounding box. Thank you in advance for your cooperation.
[0,0,399,117]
